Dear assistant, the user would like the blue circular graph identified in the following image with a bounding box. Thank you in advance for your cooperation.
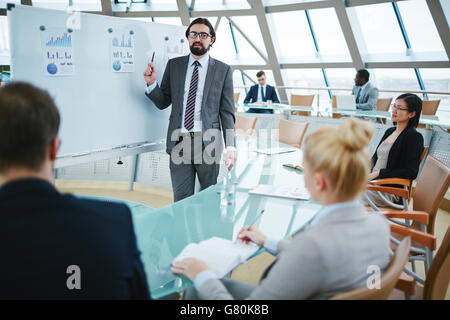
[47,63,58,75]
[112,60,121,71]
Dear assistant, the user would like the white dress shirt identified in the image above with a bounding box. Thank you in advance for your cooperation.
[257,84,267,102]
[146,53,210,133]
[356,82,369,103]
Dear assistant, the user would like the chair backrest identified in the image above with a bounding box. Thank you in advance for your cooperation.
[235,114,257,136]
[277,118,309,148]
[421,100,440,116]
[330,237,411,300]
[377,98,393,112]
[424,226,450,300]
[290,94,315,106]
[234,92,240,104]
[413,156,450,234]
[331,95,343,119]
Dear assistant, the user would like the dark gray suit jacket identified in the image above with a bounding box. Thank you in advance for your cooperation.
[146,55,235,155]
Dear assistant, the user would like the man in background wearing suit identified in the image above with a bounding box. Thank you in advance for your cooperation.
[244,70,280,114]
[352,69,379,111]
[144,18,236,202]
[0,82,150,299]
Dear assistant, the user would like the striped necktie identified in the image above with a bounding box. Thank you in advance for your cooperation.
[184,60,200,131]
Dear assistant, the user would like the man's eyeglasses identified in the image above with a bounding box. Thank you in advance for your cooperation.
[390,104,409,111]
[187,31,211,40]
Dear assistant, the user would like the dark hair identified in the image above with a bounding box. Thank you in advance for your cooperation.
[356,69,370,81]
[256,71,265,78]
[395,93,422,129]
[0,82,60,173]
[185,17,216,40]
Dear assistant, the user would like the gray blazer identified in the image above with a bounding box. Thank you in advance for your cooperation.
[146,55,235,155]
[352,83,379,111]
[197,204,391,300]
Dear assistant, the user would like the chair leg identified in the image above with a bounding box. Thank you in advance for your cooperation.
[411,260,416,273]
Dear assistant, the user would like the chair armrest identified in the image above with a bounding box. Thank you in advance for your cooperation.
[367,185,409,199]
[369,178,411,187]
[291,144,300,148]
[395,272,415,296]
[381,211,429,225]
[390,224,436,250]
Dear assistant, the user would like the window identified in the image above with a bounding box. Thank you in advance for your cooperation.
[281,68,326,105]
[152,17,182,26]
[351,3,406,55]
[0,0,20,9]
[419,68,450,112]
[0,16,9,65]
[397,0,446,53]
[267,11,317,60]
[325,68,357,90]
[371,68,421,99]
[308,8,350,58]
[193,0,251,10]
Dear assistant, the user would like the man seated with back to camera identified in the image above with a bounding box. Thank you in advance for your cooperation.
[0,82,150,299]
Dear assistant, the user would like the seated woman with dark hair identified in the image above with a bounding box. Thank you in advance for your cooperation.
[364,93,424,208]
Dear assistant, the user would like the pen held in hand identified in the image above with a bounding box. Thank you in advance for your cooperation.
[235,210,265,243]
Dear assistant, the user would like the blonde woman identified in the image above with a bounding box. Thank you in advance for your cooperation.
[172,118,391,300]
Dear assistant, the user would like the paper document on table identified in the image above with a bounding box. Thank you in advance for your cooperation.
[253,147,296,155]
[249,184,311,200]
[173,237,259,278]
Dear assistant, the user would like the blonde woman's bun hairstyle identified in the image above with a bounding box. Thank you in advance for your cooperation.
[303,118,374,200]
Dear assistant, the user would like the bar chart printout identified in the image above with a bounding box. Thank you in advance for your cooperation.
[40,29,75,76]
[110,30,135,73]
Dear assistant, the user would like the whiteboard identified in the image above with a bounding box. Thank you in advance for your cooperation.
[8,5,189,156]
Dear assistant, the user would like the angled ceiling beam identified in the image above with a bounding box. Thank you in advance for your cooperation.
[247,0,287,103]
[176,0,191,26]
[100,0,113,16]
[333,0,364,70]
[426,0,450,60]
[214,16,221,32]
[227,17,268,63]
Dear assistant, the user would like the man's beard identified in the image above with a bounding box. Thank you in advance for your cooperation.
[190,42,209,56]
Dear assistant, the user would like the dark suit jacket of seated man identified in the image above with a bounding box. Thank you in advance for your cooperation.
[0,82,150,300]
[0,179,151,300]
[244,84,280,114]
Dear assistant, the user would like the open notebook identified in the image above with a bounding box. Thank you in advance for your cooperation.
[249,184,311,200]
[173,237,259,279]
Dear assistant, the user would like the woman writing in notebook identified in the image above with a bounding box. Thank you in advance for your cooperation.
[172,118,391,300]
[364,93,424,208]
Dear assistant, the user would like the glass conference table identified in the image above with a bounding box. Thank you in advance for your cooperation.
[240,103,450,128]
[127,135,321,299]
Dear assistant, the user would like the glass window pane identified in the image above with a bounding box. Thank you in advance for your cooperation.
[371,68,421,99]
[352,3,406,54]
[0,16,9,65]
[267,11,316,59]
[113,0,177,11]
[325,68,357,90]
[229,16,265,57]
[209,18,239,65]
[227,18,265,65]
[193,0,251,10]
[419,68,450,113]
[152,17,182,26]
[308,8,350,58]
[32,0,70,10]
[282,68,326,105]
[0,0,20,9]
[72,0,102,11]
[397,0,445,53]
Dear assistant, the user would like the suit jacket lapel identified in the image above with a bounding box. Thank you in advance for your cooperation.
[201,57,216,113]
[178,55,190,112]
